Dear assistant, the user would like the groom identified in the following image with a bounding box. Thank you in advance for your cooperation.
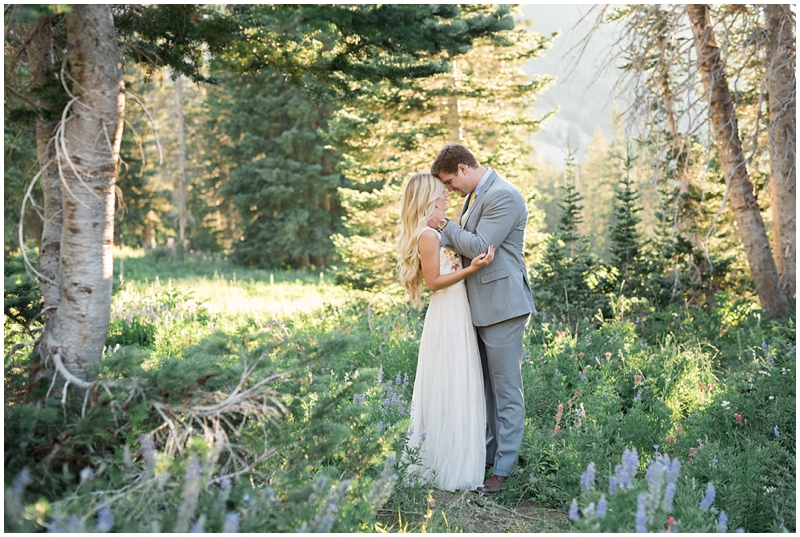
[427,143,535,495]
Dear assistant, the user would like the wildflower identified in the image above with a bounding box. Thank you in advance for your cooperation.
[578,370,587,382]
[95,507,113,532]
[406,427,414,438]
[622,448,639,478]
[596,494,607,518]
[579,352,585,357]
[80,467,95,484]
[420,432,426,441]
[222,512,240,533]
[605,352,612,359]
[660,480,678,513]
[191,517,206,533]
[721,401,730,408]
[609,475,619,494]
[378,422,384,432]
[634,374,643,386]
[555,425,561,434]
[580,462,596,493]
[568,498,580,521]
[635,493,647,532]
[375,367,383,385]
[13,468,31,495]
[667,516,676,527]
[395,372,402,385]
[667,459,681,482]
[634,390,642,401]
[718,511,728,533]
[774,426,781,437]
[555,402,564,422]
[699,482,716,511]
[734,413,742,423]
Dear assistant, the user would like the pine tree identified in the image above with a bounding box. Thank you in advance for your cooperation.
[531,150,613,322]
[327,6,555,288]
[609,144,644,296]
[208,69,344,268]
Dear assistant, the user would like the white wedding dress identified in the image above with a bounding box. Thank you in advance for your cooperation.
[404,228,486,492]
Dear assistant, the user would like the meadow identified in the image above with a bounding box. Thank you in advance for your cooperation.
[4,248,795,532]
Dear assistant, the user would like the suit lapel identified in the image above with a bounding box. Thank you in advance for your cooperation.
[464,171,499,228]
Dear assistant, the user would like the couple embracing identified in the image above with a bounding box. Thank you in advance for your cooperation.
[397,143,535,495]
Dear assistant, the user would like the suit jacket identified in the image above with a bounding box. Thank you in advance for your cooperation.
[441,170,536,327]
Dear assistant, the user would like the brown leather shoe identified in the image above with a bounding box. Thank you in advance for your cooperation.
[477,474,507,496]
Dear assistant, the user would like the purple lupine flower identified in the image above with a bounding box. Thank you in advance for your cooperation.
[191,518,205,532]
[406,427,414,438]
[699,482,716,511]
[568,498,580,521]
[635,493,647,532]
[662,482,677,512]
[378,422,384,432]
[634,390,642,401]
[353,394,359,404]
[420,432,426,441]
[375,367,383,385]
[667,458,681,483]
[95,507,113,532]
[623,448,639,475]
[774,426,781,437]
[66,514,85,533]
[395,372,402,385]
[403,373,409,387]
[222,512,239,533]
[734,528,745,533]
[596,494,608,518]
[580,462,596,493]
[218,477,232,508]
[718,511,728,533]
[609,475,619,494]
[13,468,31,495]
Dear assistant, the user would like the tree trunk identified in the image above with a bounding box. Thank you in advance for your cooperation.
[28,16,63,391]
[446,60,461,143]
[175,73,189,255]
[686,4,789,318]
[39,4,125,382]
[765,4,796,300]
[28,17,62,315]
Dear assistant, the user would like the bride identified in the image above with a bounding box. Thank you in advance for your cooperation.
[396,172,495,492]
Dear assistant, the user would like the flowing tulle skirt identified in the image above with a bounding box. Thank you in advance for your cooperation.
[404,281,486,492]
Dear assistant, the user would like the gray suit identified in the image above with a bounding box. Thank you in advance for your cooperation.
[441,170,535,476]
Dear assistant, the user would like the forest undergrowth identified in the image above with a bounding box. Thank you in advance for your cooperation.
[4,249,795,532]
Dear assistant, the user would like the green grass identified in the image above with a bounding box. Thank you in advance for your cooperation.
[4,248,795,533]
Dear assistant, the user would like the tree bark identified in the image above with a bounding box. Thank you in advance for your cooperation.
[445,60,462,143]
[175,73,189,255]
[686,4,790,318]
[28,17,62,317]
[765,4,796,300]
[40,4,125,382]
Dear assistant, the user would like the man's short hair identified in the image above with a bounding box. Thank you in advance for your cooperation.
[431,144,479,177]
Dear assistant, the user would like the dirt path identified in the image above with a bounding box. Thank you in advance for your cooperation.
[378,490,569,533]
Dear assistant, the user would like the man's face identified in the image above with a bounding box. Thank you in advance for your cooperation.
[437,163,470,198]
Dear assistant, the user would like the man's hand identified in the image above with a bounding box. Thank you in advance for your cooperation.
[427,206,445,228]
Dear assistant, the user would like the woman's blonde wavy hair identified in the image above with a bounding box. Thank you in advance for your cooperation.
[396,173,444,307]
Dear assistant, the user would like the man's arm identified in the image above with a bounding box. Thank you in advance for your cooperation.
[443,189,522,259]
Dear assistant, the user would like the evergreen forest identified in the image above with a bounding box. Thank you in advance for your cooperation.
[4,4,795,533]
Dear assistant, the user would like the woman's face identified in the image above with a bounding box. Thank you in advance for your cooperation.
[434,190,449,213]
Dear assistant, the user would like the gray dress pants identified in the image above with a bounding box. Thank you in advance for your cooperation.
[477,313,530,477]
